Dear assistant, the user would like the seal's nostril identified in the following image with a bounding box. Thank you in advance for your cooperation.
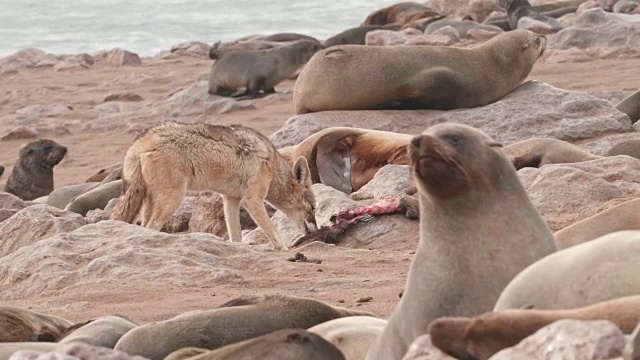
[411,136,421,148]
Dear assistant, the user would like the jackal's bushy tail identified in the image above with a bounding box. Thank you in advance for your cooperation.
[110,154,146,223]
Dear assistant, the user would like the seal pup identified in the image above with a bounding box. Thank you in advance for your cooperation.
[365,123,557,360]
[293,30,546,114]
[4,139,67,201]
[115,294,373,360]
[163,329,345,360]
[43,182,101,210]
[208,40,323,99]
[65,179,122,216]
[615,90,640,124]
[429,295,640,360]
[57,315,137,349]
[0,306,73,343]
[495,230,640,311]
[554,198,640,249]
[606,139,640,159]
[278,127,412,193]
[110,123,317,251]
[308,316,387,360]
[502,137,602,170]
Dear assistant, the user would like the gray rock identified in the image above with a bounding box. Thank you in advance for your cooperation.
[520,156,640,231]
[0,191,29,210]
[490,320,626,360]
[401,335,457,360]
[350,165,411,201]
[0,204,87,257]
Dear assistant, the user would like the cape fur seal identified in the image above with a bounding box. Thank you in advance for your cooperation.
[84,163,123,183]
[43,182,101,210]
[429,295,640,360]
[163,329,345,360]
[502,137,602,170]
[606,139,640,159]
[495,230,640,311]
[366,123,557,360]
[57,315,137,349]
[4,139,67,201]
[615,90,640,124]
[323,25,401,48]
[499,0,565,31]
[293,30,546,114]
[308,316,387,360]
[208,40,323,99]
[554,198,640,249]
[278,127,412,193]
[114,294,374,360]
[65,179,122,216]
[362,2,440,26]
[0,306,73,342]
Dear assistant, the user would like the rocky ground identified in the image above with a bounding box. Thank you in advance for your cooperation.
[0,4,640,360]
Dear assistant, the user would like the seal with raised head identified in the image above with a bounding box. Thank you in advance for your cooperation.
[114,294,375,360]
[293,30,546,114]
[502,137,602,170]
[4,139,67,201]
[495,230,640,312]
[365,123,557,360]
[57,315,137,349]
[429,295,640,360]
[208,40,323,99]
[163,329,345,360]
[0,306,73,343]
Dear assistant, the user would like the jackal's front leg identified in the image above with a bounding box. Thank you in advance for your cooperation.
[243,197,289,251]
[222,195,242,242]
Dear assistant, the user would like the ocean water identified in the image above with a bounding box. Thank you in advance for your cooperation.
[0,0,401,57]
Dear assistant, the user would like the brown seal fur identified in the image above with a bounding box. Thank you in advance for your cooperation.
[163,329,345,360]
[293,30,546,114]
[554,198,640,249]
[0,165,4,179]
[323,24,401,48]
[57,315,137,349]
[0,306,73,343]
[606,139,640,159]
[279,127,412,193]
[208,40,323,99]
[615,90,640,124]
[502,137,602,170]
[365,123,557,360]
[4,139,67,201]
[362,2,440,26]
[84,163,122,183]
[429,295,640,360]
[114,294,375,360]
[65,179,123,216]
[495,230,640,312]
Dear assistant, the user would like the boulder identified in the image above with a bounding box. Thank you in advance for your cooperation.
[0,191,28,210]
[9,342,149,360]
[425,0,503,22]
[97,49,142,66]
[401,334,457,360]
[350,165,412,201]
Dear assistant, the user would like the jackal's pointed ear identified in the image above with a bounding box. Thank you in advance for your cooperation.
[294,156,311,185]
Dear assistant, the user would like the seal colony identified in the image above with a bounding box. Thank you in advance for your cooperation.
[293,30,546,114]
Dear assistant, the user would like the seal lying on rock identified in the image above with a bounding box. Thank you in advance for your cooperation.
[163,329,345,360]
[4,139,67,201]
[208,40,323,99]
[323,25,401,47]
[42,182,101,210]
[495,230,640,311]
[114,294,374,360]
[0,306,73,342]
[65,179,122,216]
[293,30,546,114]
[429,295,640,360]
[84,163,123,183]
[279,127,412,193]
[502,137,602,170]
[615,90,640,124]
[554,198,640,249]
[606,139,640,159]
[58,315,137,349]
[362,2,440,27]
[366,123,557,360]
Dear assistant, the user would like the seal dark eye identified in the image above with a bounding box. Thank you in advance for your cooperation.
[443,134,462,145]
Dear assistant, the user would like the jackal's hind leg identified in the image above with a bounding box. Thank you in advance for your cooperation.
[144,188,186,231]
[243,196,288,251]
[222,195,242,242]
